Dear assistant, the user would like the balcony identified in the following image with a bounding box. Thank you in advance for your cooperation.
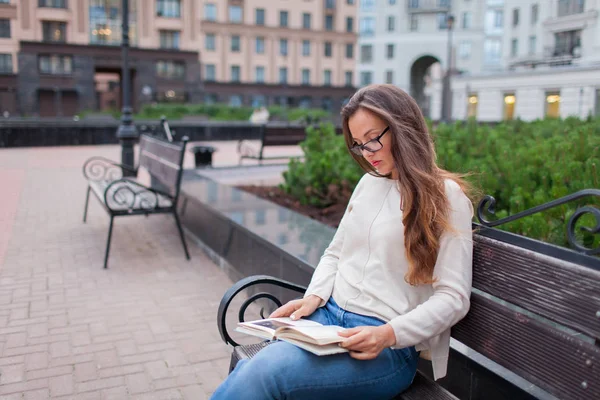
[407,0,451,13]
[509,45,581,69]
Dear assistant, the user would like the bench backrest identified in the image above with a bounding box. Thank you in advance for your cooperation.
[452,229,600,400]
[138,134,188,200]
[261,125,307,148]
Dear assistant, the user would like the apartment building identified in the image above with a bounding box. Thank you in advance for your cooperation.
[0,0,357,117]
[357,0,600,121]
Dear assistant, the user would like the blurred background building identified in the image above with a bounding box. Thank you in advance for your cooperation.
[358,0,600,121]
[0,0,357,117]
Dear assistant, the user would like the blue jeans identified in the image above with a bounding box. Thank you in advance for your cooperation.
[211,297,419,400]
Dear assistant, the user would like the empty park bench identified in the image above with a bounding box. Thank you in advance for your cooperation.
[82,134,190,269]
[216,190,600,400]
[237,124,306,164]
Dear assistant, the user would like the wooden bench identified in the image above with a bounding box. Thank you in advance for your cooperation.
[216,190,600,399]
[237,124,306,164]
[82,134,190,269]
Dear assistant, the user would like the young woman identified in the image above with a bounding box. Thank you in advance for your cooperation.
[211,84,474,400]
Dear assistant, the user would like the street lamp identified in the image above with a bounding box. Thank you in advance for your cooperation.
[116,0,138,176]
[441,13,455,123]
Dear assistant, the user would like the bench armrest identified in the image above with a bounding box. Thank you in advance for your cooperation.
[83,156,138,181]
[217,275,307,346]
[103,178,166,212]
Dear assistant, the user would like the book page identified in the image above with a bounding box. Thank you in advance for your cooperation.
[279,326,346,345]
[238,317,323,336]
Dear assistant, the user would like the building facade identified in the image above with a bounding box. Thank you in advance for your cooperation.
[0,0,357,117]
[357,0,600,121]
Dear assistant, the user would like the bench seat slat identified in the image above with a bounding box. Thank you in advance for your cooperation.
[472,235,600,341]
[229,342,458,400]
[452,293,600,400]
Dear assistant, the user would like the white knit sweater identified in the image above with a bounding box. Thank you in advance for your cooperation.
[304,173,474,380]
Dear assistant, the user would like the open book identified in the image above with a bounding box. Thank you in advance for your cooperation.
[236,317,348,356]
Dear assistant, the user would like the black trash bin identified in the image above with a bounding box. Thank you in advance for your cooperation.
[190,146,217,167]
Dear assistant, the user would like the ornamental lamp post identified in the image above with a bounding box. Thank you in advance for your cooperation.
[116,0,138,176]
[440,13,455,124]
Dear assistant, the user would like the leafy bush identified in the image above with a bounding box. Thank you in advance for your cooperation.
[282,118,600,249]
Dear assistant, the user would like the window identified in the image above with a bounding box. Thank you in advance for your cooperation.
[159,30,180,49]
[231,35,240,52]
[359,17,375,36]
[484,38,502,63]
[322,97,333,112]
[462,12,472,29]
[386,44,394,59]
[410,15,418,31]
[229,95,242,107]
[230,65,240,82]
[301,69,310,85]
[438,13,448,29]
[324,69,332,86]
[39,54,72,75]
[531,4,538,24]
[255,8,265,25]
[303,13,311,29]
[387,16,395,31]
[280,39,288,56]
[385,70,393,84]
[512,8,519,26]
[229,5,242,23]
[345,71,353,86]
[89,1,136,46]
[558,0,585,17]
[467,94,478,118]
[302,40,310,56]
[0,54,12,74]
[528,35,536,54]
[256,37,265,54]
[157,0,181,18]
[346,17,354,33]
[324,42,332,57]
[255,66,265,83]
[493,10,503,28]
[554,30,581,56]
[503,93,516,120]
[205,64,216,81]
[459,41,471,59]
[346,43,354,59]
[361,0,375,12]
[545,92,560,118]
[360,71,372,86]
[360,44,372,62]
[205,33,216,51]
[156,60,185,79]
[299,97,312,109]
[0,19,9,38]
[347,0,355,4]
[204,3,217,21]
[42,21,66,42]
[389,0,396,4]
[279,67,287,84]
[326,0,336,10]
[38,0,67,8]
[511,38,518,56]
[325,15,334,31]
[280,11,288,27]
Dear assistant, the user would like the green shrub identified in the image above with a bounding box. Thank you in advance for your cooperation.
[283,118,600,249]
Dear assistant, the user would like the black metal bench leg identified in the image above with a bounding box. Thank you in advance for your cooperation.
[173,211,190,260]
[83,186,91,223]
[104,216,114,269]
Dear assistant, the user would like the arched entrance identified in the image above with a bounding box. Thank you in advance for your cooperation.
[410,55,441,118]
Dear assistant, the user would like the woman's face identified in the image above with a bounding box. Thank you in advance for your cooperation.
[348,108,396,178]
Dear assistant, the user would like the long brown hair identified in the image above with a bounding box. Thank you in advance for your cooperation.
[341,84,474,286]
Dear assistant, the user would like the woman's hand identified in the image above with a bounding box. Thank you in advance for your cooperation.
[338,324,396,360]
[269,295,323,320]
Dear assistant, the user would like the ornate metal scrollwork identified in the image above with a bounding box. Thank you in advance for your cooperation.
[476,189,600,255]
[82,156,136,182]
[103,179,161,212]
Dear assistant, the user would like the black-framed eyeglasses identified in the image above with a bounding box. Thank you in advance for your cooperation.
[350,126,390,156]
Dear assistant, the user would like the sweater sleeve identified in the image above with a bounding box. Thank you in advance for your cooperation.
[389,183,474,349]
[304,174,367,307]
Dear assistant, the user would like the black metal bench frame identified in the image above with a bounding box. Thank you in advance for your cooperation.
[82,134,190,269]
[217,189,600,400]
[237,124,306,164]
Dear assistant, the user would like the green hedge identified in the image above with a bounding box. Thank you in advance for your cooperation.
[282,118,600,249]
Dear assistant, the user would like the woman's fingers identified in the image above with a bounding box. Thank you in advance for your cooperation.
[269,301,300,318]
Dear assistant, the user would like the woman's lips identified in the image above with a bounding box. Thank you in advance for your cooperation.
[371,160,381,167]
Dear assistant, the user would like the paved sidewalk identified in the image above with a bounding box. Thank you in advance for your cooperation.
[0,145,240,399]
